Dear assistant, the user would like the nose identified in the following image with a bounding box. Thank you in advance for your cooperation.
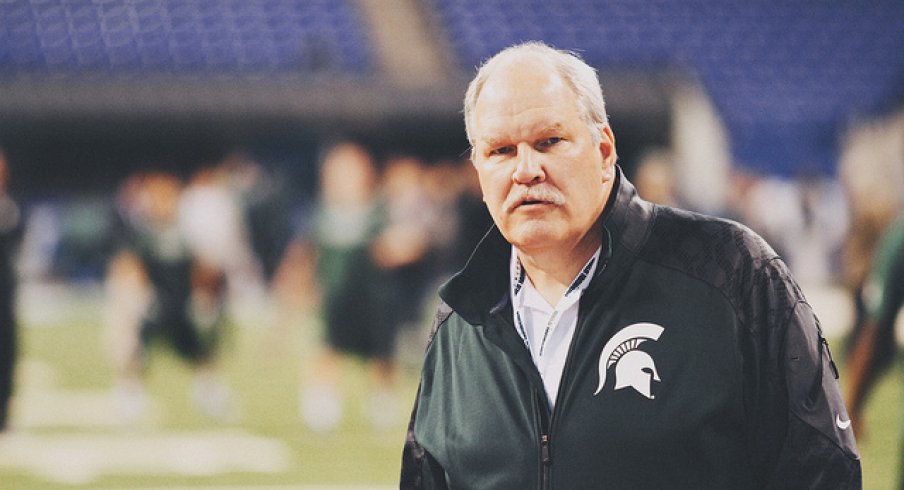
[511,145,544,185]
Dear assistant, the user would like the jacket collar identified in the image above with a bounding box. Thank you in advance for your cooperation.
[439,166,655,325]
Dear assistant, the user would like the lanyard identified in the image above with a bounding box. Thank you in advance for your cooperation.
[512,251,598,358]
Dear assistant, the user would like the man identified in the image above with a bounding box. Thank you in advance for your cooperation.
[401,42,860,489]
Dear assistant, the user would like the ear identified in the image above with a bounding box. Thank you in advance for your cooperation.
[598,125,617,181]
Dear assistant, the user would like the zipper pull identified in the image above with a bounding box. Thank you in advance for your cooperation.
[821,336,840,379]
[541,434,551,466]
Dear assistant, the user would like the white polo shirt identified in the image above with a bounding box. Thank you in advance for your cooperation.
[510,246,601,409]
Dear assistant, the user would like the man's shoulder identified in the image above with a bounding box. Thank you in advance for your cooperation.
[635,205,782,296]
[426,300,455,345]
[644,205,777,264]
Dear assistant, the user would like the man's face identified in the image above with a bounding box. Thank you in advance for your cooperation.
[470,61,617,256]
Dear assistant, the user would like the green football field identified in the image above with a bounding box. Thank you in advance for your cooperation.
[0,285,900,489]
[1,285,422,489]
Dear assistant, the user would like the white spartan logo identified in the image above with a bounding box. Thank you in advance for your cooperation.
[594,323,664,399]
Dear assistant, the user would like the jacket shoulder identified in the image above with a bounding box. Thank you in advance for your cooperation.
[639,206,797,320]
[642,206,777,275]
[425,300,454,347]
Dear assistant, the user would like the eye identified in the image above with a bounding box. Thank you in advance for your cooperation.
[537,137,562,150]
[489,145,515,157]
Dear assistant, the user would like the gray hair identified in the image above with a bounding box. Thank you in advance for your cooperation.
[463,41,610,153]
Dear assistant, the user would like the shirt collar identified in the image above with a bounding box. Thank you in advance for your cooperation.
[510,245,602,310]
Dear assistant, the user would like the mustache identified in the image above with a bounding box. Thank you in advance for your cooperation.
[505,185,566,210]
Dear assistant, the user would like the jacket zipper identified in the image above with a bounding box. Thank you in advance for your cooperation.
[541,433,551,489]
[538,251,611,490]
[536,388,552,490]
[490,308,554,490]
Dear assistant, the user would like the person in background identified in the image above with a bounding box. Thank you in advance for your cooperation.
[105,172,235,424]
[845,214,904,482]
[0,151,21,432]
[301,142,404,432]
[632,148,683,208]
[839,166,902,356]
[378,155,434,333]
[178,162,267,317]
[401,41,860,489]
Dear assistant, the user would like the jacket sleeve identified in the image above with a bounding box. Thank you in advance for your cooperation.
[400,386,449,490]
[400,302,453,490]
[762,296,862,488]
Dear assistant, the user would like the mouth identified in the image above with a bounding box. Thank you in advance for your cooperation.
[512,198,554,211]
[506,186,565,212]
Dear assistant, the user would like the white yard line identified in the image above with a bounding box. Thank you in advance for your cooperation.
[0,430,292,485]
[2,360,292,485]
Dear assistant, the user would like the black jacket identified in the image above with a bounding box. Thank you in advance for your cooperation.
[402,170,861,489]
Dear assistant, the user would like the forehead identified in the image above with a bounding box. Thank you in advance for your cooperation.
[473,62,582,140]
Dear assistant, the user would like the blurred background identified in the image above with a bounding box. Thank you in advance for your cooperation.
[1,0,903,488]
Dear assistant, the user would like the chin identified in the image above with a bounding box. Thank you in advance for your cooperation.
[507,227,565,253]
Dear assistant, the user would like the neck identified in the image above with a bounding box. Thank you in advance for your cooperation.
[516,228,602,306]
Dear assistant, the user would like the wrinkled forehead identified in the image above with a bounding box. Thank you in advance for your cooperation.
[474,68,581,139]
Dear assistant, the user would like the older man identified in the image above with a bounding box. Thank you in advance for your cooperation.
[401,42,860,489]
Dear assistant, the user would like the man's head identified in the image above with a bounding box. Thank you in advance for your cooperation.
[464,42,612,155]
[465,41,618,257]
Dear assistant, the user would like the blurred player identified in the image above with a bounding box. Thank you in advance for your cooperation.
[0,151,21,432]
[300,142,408,432]
[846,216,904,441]
[105,172,235,424]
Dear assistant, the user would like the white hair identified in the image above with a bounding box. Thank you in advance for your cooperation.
[463,41,610,154]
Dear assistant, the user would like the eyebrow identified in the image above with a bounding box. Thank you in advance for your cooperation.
[478,123,566,148]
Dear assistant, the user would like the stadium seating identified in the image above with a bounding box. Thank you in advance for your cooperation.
[0,0,374,75]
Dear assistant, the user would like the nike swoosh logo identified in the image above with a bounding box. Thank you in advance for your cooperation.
[835,414,852,430]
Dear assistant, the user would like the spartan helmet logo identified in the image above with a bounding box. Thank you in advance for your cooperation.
[594,323,665,399]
